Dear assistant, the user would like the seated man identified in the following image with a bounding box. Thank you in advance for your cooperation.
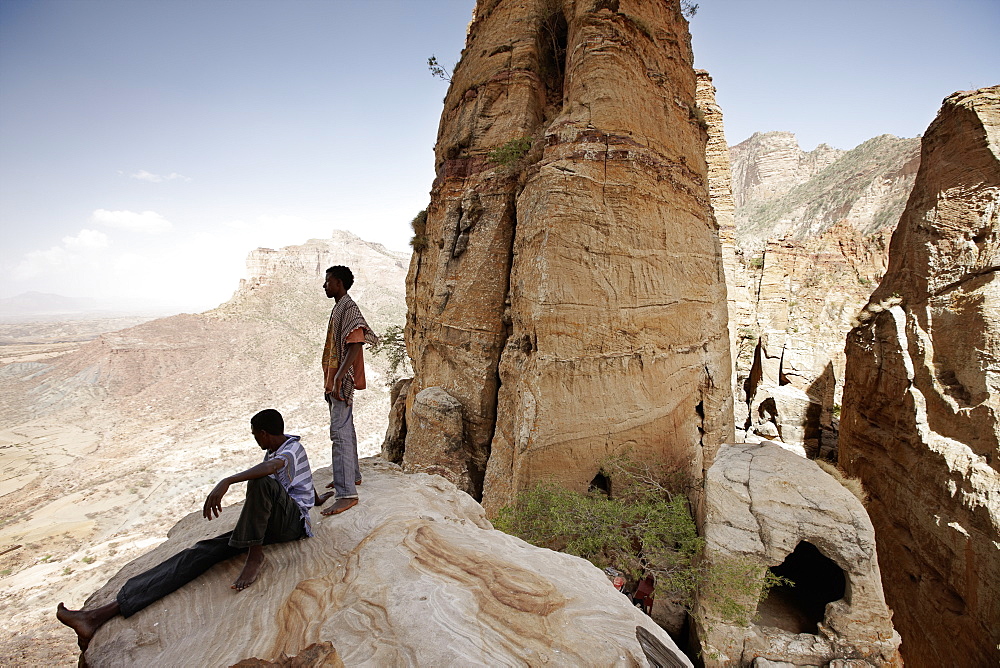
[56,408,332,651]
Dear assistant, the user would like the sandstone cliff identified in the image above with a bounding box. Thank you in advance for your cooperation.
[405,0,733,513]
[80,461,691,667]
[0,232,407,665]
[839,85,1000,667]
[733,133,919,241]
[730,131,844,210]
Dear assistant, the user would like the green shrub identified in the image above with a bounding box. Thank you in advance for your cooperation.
[495,455,789,621]
[702,556,789,626]
[410,209,429,251]
[488,137,533,168]
[494,456,703,606]
[371,324,410,387]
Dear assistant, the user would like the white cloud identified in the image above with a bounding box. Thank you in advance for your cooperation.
[12,229,110,280]
[62,229,110,250]
[130,170,191,183]
[92,209,172,234]
[13,246,74,280]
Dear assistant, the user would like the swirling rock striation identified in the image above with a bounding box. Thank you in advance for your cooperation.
[81,460,690,667]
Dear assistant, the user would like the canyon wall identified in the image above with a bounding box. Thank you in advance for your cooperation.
[839,86,1000,667]
[405,0,732,512]
[714,126,919,452]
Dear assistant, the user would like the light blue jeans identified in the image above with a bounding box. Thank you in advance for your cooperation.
[326,393,360,499]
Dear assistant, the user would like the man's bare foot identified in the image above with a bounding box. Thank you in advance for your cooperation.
[315,490,335,506]
[232,546,265,591]
[325,480,335,489]
[57,600,120,651]
[320,497,358,516]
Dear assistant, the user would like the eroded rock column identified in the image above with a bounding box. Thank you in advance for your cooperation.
[839,86,1000,667]
[406,0,732,510]
[481,0,732,513]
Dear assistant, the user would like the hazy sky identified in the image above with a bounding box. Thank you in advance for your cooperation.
[1,0,997,313]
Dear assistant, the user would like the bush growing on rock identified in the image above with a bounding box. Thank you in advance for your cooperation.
[494,456,703,606]
[495,455,789,621]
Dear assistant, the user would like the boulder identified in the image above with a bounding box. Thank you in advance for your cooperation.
[81,460,690,667]
[380,377,410,464]
[402,386,481,495]
[694,442,900,667]
[839,85,1000,667]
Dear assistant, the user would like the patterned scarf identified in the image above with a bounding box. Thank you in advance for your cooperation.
[322,293,378,403]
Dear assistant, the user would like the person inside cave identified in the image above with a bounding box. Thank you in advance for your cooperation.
[55,408,333,652]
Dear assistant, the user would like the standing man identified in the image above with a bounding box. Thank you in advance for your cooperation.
[321,265,379,515]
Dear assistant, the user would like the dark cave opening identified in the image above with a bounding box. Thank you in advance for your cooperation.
[538,9,568,108]
[589,471,611,496]
[756,541,847,635]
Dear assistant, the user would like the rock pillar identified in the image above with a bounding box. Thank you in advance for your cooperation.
[839,86,1000,667]
[406,0,733,512]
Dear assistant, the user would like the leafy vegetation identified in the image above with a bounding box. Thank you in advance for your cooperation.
[701,555,788,626]
[427,55,452,82]
[371,324,410,387]
[488,137,533,168]
[410,209,429,251]
[494,455,787,620]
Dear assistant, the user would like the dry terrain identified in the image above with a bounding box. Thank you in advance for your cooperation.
[0,232,408,666]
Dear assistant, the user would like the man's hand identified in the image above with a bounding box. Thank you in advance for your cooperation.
[332,368,346,401]
[203,479,231,520]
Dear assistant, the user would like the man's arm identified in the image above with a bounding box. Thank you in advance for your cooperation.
[203,458,285,521]
[332,341,363,401]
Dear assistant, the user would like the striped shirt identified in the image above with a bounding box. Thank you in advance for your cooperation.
[264,435,316,537]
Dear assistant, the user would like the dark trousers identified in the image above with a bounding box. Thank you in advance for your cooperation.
[117,475,304,617]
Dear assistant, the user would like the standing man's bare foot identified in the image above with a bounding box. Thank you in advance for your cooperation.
[232,545,265,590]
[320,497,358,516]
[56,600,120,651]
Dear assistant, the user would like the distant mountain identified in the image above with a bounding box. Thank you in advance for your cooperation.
[730,132,920,241]
[0,291,99,316]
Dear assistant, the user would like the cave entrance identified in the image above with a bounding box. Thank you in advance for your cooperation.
[755,541,846,634]
[589,471,611,496]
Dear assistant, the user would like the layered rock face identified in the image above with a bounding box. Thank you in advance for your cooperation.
[733,133,919,241]
[695,442,901,667]
[839,86,1000,667]
[730,132,844,210]
[82,461,691,667]
[406,0,732,512]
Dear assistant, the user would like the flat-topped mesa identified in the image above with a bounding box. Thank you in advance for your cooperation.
[405,0,733,511]
[839,85,1000,667]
